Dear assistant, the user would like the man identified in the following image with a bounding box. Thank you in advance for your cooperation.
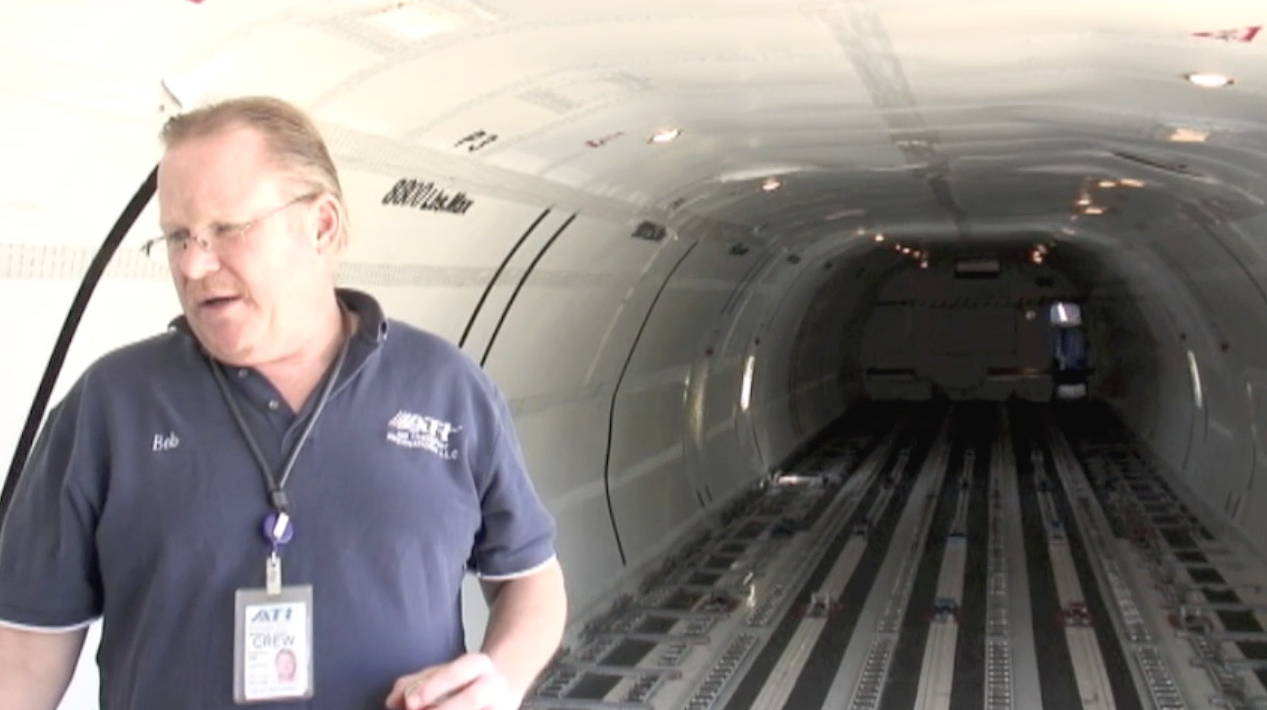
[276,649,297,684]
[0,96,567,710]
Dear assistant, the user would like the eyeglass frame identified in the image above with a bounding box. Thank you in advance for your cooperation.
[141,190,324,259]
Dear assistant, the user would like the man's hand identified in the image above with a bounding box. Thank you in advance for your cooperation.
[385,653,522,710]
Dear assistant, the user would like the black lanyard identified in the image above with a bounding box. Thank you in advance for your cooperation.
[208,322,352,517]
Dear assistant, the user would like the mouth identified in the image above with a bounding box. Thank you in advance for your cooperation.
[199,295,242,311]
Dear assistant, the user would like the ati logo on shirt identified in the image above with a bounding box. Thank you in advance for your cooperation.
[386,411,461,461]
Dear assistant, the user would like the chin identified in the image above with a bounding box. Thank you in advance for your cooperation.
[191,324,258,366]
[205,342,257,367]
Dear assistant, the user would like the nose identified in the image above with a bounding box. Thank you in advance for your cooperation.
[171,241,222,281]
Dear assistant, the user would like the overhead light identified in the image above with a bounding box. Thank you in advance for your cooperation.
[874,234,885,242]
[1076,196,1092,207]
[740,355,756,412]
[718,166,802,182]
[649,128,681,144]
[1188,350,1203,409]
[1185,72,1233,88]
[365,2,468,39]
[824,207,866,221]
[1120,178,1145,187]
[761,177,782,192]
[1097,180,1117,188]
[1168,127,1210,142]
[1084,206,1105,215]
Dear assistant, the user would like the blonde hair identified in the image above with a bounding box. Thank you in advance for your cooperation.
[160,95,349,250]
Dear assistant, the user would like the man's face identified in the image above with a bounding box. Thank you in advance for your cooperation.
[277,651,296,679]
[156,125,333,366]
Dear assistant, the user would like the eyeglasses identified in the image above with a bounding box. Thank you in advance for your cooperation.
[141,191,321,260]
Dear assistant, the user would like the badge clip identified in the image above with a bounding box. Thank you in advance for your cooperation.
[266,552,282,597]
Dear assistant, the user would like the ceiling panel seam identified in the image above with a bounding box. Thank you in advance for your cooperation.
[807,1,969,236]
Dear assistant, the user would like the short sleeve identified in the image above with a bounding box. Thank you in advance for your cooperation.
[465,379,557,580]
[0,379,104,629]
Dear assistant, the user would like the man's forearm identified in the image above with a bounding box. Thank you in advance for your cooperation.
[0,625,86,710]
[479,559,568,699]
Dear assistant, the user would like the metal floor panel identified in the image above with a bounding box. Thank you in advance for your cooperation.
[524,401,1267,710]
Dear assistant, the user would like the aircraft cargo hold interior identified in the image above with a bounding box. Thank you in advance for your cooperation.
[6,2,1267,710]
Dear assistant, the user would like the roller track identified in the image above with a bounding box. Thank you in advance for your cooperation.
[524,401,1267,710]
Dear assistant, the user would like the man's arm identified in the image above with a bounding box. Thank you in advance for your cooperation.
[0,625,87,710]
[387,369,567,709]
[478,558,568,699]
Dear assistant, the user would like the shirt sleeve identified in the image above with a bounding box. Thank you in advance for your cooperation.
[465,377,558,580]
[0,378,104,629]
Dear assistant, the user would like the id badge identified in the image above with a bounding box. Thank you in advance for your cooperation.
[233,586,314,704]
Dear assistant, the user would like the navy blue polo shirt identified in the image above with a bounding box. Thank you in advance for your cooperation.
[0,288,557,710]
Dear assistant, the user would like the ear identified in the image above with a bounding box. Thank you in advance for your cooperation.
[313,194,343,255]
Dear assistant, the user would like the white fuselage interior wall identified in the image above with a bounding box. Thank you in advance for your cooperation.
[1085,229,1267,564]
[749,247,878,470]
